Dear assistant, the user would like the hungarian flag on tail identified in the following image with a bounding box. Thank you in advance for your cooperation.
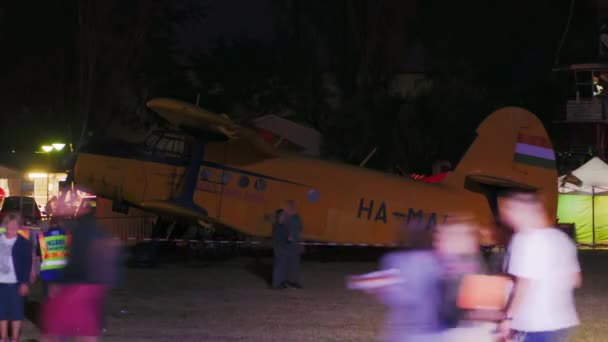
[513,133,556,169]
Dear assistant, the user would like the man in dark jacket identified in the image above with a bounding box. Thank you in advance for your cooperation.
[284,200,303,289]
[0,213,33,341]
[272,209,288,289]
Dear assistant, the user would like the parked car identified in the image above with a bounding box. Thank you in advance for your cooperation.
[0,196,42,225]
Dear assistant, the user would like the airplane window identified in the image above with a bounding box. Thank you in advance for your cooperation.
[167,139,175,154]
[152,133,189,160]
[238,176,250,188]
[174,140,184,155]
[254,179,266,191]
[200,168,213,181]
[308,189,320,203]
[221,172,232,185]
[156,138,169,155]
[143,133,161,153]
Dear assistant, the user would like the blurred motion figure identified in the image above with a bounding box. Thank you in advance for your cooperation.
[436,220,497,341]
[498,191,581,342]
[40,201,122,342]
[366,222,444,342]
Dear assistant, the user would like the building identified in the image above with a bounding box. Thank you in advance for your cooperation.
[0,165,23,199]
[553,0,608,170]
[554,64,608,168]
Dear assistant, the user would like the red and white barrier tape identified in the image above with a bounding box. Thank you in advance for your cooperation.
[111,236,397,248]
[113,237,604,249]
[28,226,601,249]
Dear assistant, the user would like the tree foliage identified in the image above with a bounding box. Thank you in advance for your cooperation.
[0,0,588,173]
[0,0,205,157]
[179,0,579,173]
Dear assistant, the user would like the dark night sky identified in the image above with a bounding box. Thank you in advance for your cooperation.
[176,0,275,59]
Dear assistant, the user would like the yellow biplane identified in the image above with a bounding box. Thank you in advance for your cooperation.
[72,98,557,246]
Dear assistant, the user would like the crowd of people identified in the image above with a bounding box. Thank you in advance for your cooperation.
[352,190,582,342]
[0,203,122,342]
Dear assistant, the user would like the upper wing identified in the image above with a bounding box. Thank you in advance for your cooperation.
[146,97,280,158]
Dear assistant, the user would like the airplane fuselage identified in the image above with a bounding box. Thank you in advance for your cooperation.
[74,138,493,245]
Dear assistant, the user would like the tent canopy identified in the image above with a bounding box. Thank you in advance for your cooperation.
[558,156,608,245]
[558,157,608,195]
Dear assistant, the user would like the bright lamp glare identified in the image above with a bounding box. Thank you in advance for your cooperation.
[28,172,48,179]
[52,143,65,151]
[41,145,53,152]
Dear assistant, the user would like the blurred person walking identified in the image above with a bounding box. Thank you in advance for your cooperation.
[498,191,581,342]
[363,221,445,342]
[40,203,122,342]
[436,220,501,341]
[0,213,33,342]
[284,200,303,289]
[272,209,289,289]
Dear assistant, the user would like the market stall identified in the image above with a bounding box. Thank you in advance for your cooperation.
[558,156,608,246]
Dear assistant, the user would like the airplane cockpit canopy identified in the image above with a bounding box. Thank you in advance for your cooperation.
[140,130,191,164]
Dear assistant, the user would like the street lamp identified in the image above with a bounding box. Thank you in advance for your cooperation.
[40,143,65,153]
[52,143,65,151]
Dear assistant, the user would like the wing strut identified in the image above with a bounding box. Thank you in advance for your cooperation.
[177,138,204,205]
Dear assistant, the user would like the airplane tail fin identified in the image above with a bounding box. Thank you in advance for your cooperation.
[452,107,558,217]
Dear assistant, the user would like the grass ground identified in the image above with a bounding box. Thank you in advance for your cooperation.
[18,249,608,341]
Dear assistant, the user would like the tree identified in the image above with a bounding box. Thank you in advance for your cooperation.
[269,0,422,170]
[75,0,206,141]
[0,0,206,160]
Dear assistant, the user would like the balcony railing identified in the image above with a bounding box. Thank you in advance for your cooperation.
[565,99,607,122]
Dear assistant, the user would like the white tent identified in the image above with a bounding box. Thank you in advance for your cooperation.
[558,157,608,246]
[558,157,608,195]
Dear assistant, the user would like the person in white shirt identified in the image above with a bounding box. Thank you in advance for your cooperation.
[0,213,33,342]
[498,191,581,342]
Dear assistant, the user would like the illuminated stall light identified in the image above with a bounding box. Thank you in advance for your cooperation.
[52,143,65,151]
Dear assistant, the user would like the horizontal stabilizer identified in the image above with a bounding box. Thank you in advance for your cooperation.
[466,174,537,191]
